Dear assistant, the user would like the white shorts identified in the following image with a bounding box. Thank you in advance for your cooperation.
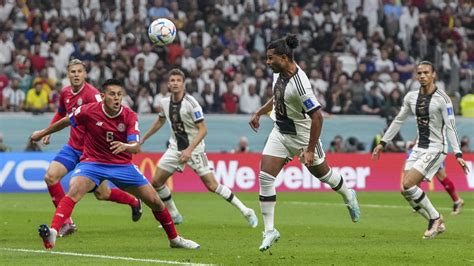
[157,148,213,177]
[404,150,446,181]
[262,128,326,166]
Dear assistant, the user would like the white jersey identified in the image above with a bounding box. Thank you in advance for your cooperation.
[382,88,462,154]
[158,94,205,151]
[270,65,321,136]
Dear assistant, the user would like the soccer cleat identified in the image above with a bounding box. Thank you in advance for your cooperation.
[169,236,200,249]
[423,215,445,239]
[172,214,183,225]
[451,199,464,215]
[59,222,77,237]
[38,224,57,249]
[345,189,361,223]
[259,229,280,252]
[244,208,258,228]
[131,199,143,222]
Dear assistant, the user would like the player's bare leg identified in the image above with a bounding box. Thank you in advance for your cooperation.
[39,176,94,249]
[125,184,199,249]
[43,161,76,237]
[308,160,360,222]
[258,155,285,252]
[94,181,142,221]
[402,169,445,239]
[152,168,183,224]
[199,172,258,228]
[435,169,464,215]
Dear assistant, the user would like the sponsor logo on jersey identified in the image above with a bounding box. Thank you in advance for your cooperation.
[96,121,103,127]
[117,123,125,132]
[303,99,314,109]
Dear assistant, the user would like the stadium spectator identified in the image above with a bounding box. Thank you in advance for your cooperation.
[361,85,385,115]
[0,0,470,117]
[25,80,48,114]
[239,83,260,114]
[221,81,239,114]
[2,77,24,112]
[231,136,250,153]
[328,135,345,153]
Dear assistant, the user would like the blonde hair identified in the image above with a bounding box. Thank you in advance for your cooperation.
[67,59,86,70]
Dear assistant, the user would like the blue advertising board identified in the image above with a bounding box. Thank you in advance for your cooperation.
[0,153,73,193]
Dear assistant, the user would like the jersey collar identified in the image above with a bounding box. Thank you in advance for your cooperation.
[71,83,86,95]
[101,103,123,118]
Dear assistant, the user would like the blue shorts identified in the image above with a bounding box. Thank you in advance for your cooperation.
[71,162,150,189]
[53,144,82,172]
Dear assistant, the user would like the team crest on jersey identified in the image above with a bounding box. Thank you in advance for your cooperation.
[77,98,83,106]
[117,123,125,132]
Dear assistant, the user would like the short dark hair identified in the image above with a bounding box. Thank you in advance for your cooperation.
[417,60,435,72]
[101,78,123,92]
[168,68,185,79]
[267,34,299,60]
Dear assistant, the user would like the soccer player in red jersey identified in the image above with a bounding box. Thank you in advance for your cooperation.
[41,59,141,237]
[31,79,199,250]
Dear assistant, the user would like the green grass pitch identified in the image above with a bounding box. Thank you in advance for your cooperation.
[0,192,473,265]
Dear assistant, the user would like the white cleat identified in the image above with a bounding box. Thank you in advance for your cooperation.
[423,215,445,240]
[170,236,200,249]
[259,229,280,252]
[244,209,258,228]
[345,189,361,223]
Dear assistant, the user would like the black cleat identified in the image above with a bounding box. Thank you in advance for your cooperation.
[132,199,143,222]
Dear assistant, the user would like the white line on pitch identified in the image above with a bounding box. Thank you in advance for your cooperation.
[283,201,474,212]
[0,248,214,265]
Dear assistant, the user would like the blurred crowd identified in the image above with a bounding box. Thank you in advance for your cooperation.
[0,0,473,117]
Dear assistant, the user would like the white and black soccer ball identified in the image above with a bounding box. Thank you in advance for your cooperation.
[148,18,176,46]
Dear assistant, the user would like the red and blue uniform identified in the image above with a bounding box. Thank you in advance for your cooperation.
[51,83,101,171]
[69,102,148,188]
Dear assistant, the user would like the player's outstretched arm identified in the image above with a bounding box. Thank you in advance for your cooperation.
[30,117,71,142]
[249,96,273,132]
[141,116,166,145]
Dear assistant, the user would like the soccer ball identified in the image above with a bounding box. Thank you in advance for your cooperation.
[148,18,176,46]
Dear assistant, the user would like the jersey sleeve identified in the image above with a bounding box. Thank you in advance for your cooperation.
[189,97,204,123]
[69,104,88,128]
[294,73,321,114]
[440,98,462,154]
[158,99,166,118]
[382,93,413,142]
[126,111,141,143]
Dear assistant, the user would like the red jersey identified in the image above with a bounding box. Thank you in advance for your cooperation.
[52,82,101,150]
[70,102,140,164]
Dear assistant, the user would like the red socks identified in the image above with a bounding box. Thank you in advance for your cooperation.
[152,208,178,240]
[51,196,76,232]
[438,177,459,202]
[108,189,139,207]
[47,183,65,207]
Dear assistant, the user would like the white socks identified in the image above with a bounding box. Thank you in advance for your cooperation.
[402,186,439,220]
[156,185,180,218]
[259,171,277,233]
[319,168,352,202]
[215,184,248,214]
